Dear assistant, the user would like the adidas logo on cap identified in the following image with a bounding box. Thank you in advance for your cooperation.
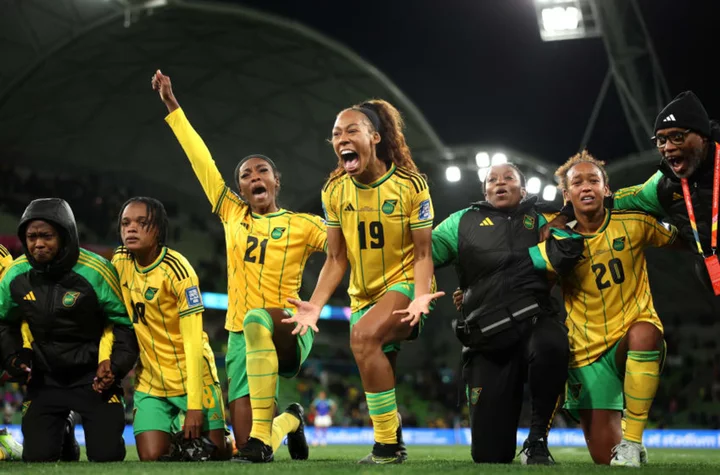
[662,114,676,122]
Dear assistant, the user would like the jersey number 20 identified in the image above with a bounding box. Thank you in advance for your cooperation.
[591,258,625,290]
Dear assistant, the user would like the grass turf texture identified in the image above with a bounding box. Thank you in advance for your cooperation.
[1,446,719,473]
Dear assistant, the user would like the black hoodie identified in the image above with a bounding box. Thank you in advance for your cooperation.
[0,198,138,387]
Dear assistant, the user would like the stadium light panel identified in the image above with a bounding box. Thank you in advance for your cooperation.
[446,166,461,182]
[491,153,507,165]
[542,184,558,201]
[527,177,542,194]
[533,0,600,42]
[475,152,490,168]
[477,167,489,182]
[542,6,580,32]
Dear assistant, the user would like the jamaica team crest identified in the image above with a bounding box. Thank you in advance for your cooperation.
[612,237,626,251]
[470,387,482,405]
[382,200,397,215]
[144,287,159,301]
[62,291,80,308]
[523,215,535,230]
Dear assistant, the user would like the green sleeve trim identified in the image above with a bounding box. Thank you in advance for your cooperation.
[212,186,229,215]
[410,220,433,230]
[613,171,665,217]
[431,208,468,266]
[538,214,548,228]
[528,246,547,272]
[74,251,133,328]
[179,306,205,318]
[0,260,31,321]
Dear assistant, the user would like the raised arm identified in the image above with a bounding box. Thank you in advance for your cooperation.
[152,70,241,217]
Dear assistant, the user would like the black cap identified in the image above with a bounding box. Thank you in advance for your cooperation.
[654,91,710,137]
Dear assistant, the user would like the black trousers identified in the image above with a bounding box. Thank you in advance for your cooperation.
[463,316,569,464]
[22,384,126,462]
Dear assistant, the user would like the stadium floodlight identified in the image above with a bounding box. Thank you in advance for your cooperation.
[477,167,489,182]
[475,152,490,168]
[533,0,600,42]
[527,177,542,194]
[491,153,507,165]
[542,184,558,201]
[446,166,461,182]
[542,6,580,31]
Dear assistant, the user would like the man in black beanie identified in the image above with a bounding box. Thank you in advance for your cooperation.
[552,90,720,295]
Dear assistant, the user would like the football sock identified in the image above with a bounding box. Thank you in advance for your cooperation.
[366,389,399,445]
[245,309,278,447]
[623,350,660,443]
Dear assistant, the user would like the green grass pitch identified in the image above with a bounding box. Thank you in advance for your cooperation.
[1,446,719,474]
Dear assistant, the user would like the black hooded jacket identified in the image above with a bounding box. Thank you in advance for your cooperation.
[654,142,717,254]
[0,198,138,387]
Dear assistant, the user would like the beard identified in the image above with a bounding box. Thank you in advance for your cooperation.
[670,144,705,179]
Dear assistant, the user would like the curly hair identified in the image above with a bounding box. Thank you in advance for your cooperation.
[329,99,421,180]
[554,150,608,191]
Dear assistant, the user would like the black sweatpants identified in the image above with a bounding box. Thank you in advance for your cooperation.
[463,316,569,464]
[22,384,126,462]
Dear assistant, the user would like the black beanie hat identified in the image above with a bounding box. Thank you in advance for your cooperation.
[654,91,710,137]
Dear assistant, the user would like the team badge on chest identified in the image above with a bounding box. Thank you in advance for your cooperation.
[612,237,625,251]
[382,200,397,215]
[62,291,80,308]
[523,215,535,230]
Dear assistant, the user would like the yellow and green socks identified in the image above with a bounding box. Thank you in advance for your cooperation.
[623,350,661,443]
[244,310,278,447]
[271,412,300,452]
[366,388,399,445]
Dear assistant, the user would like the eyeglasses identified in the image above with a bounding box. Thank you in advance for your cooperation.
[651,129,691,148]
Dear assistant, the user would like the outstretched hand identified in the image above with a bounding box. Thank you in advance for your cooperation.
[151,69,180,113]
[393,291,445,327]
[282,298,322,336]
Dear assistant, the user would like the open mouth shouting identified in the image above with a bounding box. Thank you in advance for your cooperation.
[341,149,360,174]
[664,154,687,176]
[250,184,269,202]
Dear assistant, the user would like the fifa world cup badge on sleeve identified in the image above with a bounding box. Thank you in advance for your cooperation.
[185,286,203,307]
[418,199,431,221]
[704,255,720,295]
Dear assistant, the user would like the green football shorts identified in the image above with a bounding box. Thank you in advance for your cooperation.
[350,282,431,353]
[564,338,667,421]
[226,308,314,403]
[133,383,226,436]
[564,340,624,421]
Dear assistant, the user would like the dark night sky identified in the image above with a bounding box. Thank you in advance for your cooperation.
[218,0,719,166]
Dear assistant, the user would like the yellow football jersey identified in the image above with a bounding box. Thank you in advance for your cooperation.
[166,108,327,332]
[544,210,676,368]
[112,246,219,397]
[0,245,12,280]
[322,164,434,312]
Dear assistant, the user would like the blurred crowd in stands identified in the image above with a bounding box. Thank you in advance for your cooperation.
[1,162,720,431]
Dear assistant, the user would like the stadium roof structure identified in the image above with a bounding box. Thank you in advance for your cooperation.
[0,0,446,211]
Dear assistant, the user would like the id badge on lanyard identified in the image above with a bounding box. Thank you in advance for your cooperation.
[681,143,720,295]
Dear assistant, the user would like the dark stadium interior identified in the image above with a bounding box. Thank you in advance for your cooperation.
[1,0,719,447]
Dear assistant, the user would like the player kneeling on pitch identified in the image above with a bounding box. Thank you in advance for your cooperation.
[533,152,677,466]
[113,197,233,461]
[0,198,139,462]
